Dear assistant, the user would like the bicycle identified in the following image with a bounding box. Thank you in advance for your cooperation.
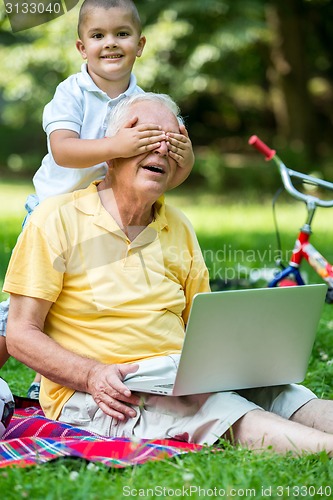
[249,135,333,304]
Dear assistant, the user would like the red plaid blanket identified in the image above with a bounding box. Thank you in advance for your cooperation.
[0,401,201,468]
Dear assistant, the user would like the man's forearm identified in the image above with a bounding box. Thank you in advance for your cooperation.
[7,322,98,393]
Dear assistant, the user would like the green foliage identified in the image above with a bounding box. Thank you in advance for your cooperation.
[0,179,32,292]
[0,4,80,173]
[2,0,333,185]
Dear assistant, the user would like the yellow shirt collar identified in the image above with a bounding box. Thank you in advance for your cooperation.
[72,182,169,235]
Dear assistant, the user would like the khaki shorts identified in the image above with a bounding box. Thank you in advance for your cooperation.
[59,355,316,445]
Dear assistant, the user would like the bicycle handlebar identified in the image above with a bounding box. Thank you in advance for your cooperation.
[248,135,276,161]
[248,135,333,208]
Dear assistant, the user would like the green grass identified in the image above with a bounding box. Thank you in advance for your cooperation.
[0,179,33,300]
[1,180,333,498]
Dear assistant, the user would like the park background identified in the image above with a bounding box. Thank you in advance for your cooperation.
[1,0,333,190]
[1,1,333,497]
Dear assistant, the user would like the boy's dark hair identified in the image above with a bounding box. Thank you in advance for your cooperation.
[78,0,142,38]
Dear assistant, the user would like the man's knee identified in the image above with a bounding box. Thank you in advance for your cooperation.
[222,409,265,445]
[290,398,333,433]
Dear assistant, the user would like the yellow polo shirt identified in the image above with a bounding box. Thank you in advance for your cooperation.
[4,182,210,419]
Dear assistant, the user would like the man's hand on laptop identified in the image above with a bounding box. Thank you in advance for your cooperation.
[87,362,140,421]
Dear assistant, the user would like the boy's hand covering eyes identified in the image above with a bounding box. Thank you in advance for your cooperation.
[110,116,167,158]
[166,125,194,169]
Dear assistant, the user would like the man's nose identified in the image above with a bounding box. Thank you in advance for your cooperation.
[154,139,168,156]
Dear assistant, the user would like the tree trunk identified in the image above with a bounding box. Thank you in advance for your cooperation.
[266,0,318,160]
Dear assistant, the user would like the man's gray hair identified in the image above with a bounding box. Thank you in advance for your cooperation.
[106,93,184,137]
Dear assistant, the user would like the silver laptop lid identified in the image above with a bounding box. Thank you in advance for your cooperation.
[173,284,327,395]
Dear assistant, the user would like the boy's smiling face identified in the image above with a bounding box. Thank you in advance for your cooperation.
[76,7,146,96]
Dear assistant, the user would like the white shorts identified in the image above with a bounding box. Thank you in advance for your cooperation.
[58,355,316,445]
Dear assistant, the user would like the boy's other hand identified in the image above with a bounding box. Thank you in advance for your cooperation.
[166,125,194,189]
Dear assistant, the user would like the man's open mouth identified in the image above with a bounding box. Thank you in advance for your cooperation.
[143,166,165,174]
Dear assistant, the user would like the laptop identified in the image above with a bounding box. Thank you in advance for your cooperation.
[125,284,327,396]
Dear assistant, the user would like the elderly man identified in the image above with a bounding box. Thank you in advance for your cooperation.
[4,93,333,455]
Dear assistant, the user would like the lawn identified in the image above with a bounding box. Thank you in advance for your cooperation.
[1,180,333,498]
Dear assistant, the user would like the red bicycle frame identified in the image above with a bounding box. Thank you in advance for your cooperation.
[269,224,333,288]
[249,135,333,295]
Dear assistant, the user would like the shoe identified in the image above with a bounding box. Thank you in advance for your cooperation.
[27,382,40,400]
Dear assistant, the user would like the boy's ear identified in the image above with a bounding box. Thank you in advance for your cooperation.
[76,39,87,59]
[136,35,146,58]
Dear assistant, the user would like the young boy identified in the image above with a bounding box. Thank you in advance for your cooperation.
[0,0,194,396]
[34,0,193,203]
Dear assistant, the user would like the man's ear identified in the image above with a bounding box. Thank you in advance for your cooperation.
[76,39,87,60]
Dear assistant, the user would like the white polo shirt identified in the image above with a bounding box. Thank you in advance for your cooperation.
[33,64,144,201]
